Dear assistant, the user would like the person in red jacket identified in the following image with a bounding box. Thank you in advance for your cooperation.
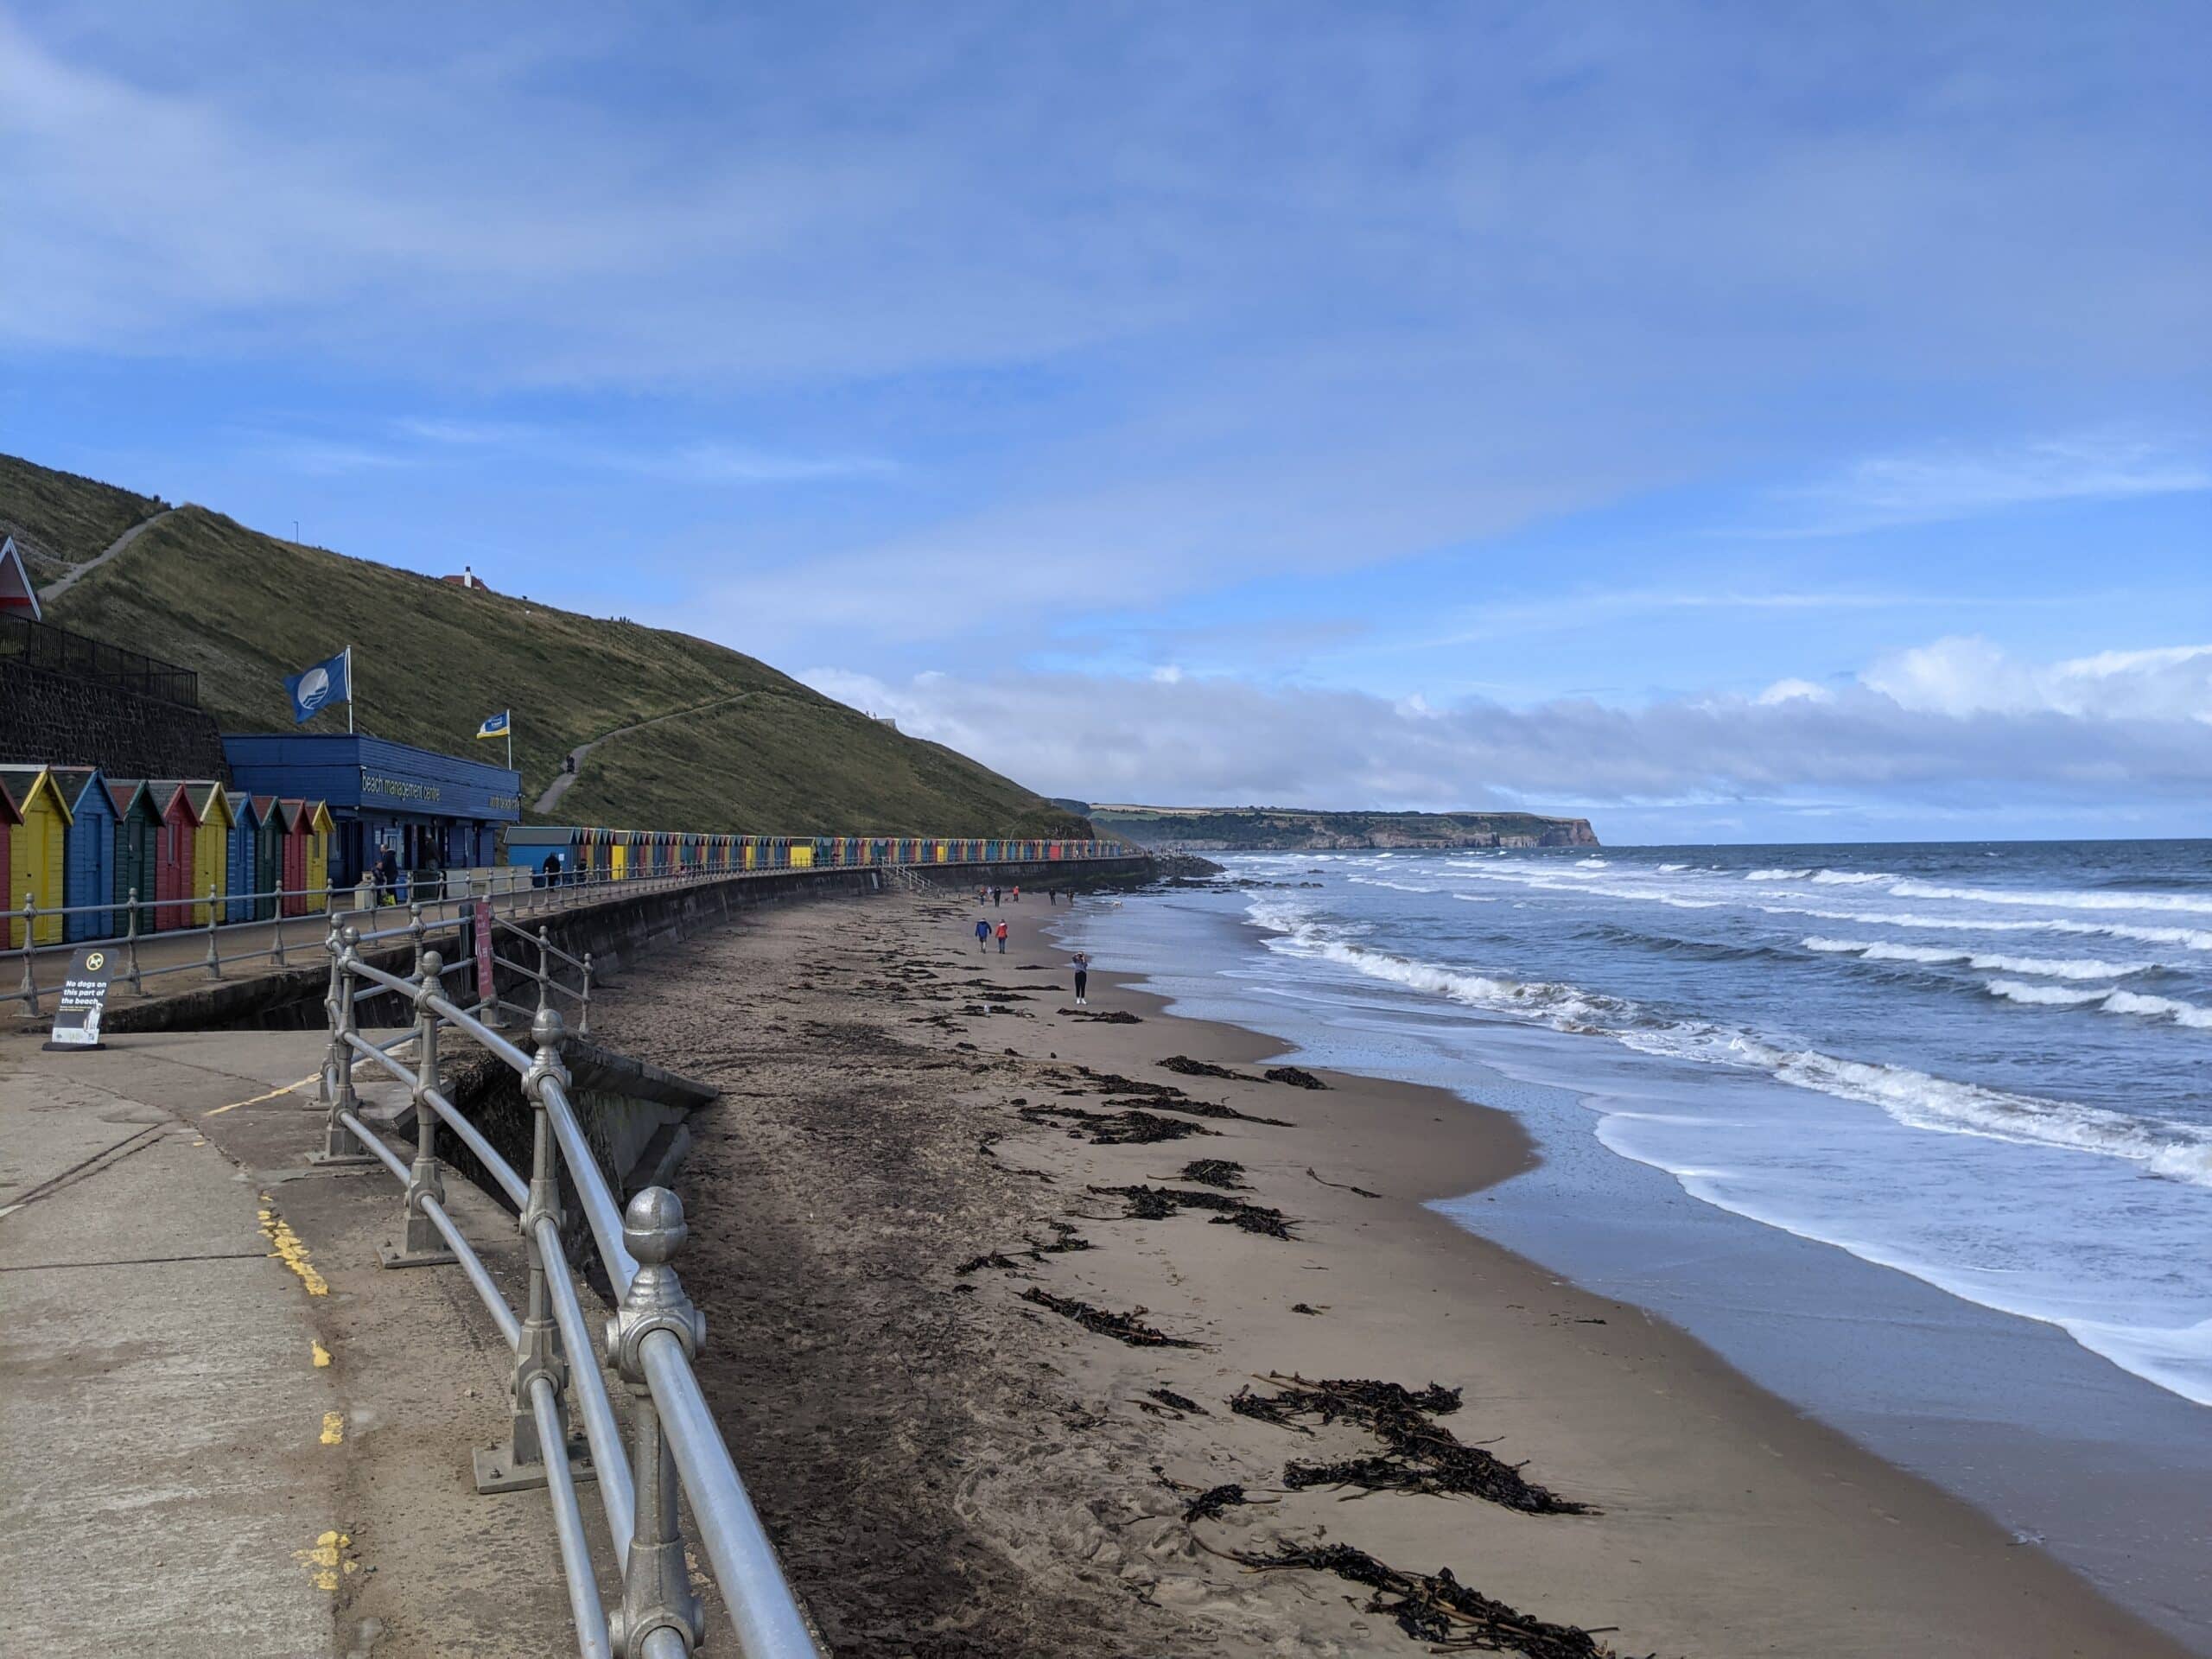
[995,919,1009,953]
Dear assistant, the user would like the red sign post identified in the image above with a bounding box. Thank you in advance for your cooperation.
[474,899,495,1006]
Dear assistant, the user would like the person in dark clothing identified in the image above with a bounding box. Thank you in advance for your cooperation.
[542,852,562,889]
[374,846,399,906]
[974,918,991,953]
[1071,950,1090,1007]
[992,886,1001,906]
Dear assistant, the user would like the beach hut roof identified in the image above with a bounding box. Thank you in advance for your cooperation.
[0,778,19,827]
[276,798,308,831]
[0,535,38,621]
[105,778,152,820]
[0,765,73,825]
[143,779,195,821]
[253,794,279,822]
[184,780,233,828]
[48,766,111,818]
[305,801,334,833]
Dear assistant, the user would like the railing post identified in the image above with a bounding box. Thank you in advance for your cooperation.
[579,952,593,1040]
[271,899,287,969]
[202,884,223,979]
[123,889,142,993]
[381,950,458,1269]
[17,892,38,1017]
[536,927,553,1018]
[605,1187,706,1658]
[310,924,376,1165]
[476,1007,593,1494]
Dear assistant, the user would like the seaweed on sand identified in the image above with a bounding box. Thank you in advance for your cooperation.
[1177,1159,1247,1188]
[1020,1103,1215,1145]
[1020,1287,1198,1348]
[1148,1386,1207,1414]
[1160,1054,1246,1080]
[1227,1541,1629,1658]
[1264,1065,1328,1089]
[1232,1375,1588,1516]
[1089,1184,1298,1239]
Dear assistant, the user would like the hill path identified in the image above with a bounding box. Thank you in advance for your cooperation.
[37,505,181,602]
[533,690,760,814]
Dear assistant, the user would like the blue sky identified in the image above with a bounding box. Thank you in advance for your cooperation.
[3,2,2207,842]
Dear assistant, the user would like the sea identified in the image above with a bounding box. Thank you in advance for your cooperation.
[1057,840,2212,1646]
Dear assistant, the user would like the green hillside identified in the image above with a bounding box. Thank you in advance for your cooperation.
[10,454,1088,837]
[1087,804,1599,849]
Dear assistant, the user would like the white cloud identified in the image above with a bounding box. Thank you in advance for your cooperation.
[1767,434,2211,537]
[1865,636,2212,721]
[800,636,2212,827]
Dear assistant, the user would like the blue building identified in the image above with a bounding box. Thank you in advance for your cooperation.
[221,734,521,887]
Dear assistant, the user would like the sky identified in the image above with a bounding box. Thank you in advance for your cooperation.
[3,2,2207,843]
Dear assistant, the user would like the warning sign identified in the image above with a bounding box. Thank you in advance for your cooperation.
[47,947,116,1050]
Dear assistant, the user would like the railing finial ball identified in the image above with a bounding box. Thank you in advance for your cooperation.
[419,947,443,980]
[338,923,361,950]
[623,1186,687,1266]
[531,1004,567,1051]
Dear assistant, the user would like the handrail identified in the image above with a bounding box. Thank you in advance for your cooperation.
[315,923,823,1655]
[10,840,1134,1014]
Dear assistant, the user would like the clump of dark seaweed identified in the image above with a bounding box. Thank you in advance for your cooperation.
[1020,1287,1198,1348]
[1182,1483,1249,1522]
[1020,1103,1216,1145]
[956,1250,1020,1275]
[1160,1054,1246,1081]
[1264,1065,1327,1090]
[1090,1184,1297,1239]
[1228,1541,1627,1658]
[1232,1375,1587,1516]
[1178,1159,1247,1188]
[1148,1386,1206,1414]
[1058,1007,1143,1023]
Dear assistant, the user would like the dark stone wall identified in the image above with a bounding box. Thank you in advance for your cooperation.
[0,660,231,780]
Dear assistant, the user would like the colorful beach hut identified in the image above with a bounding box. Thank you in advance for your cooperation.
[186,782,233,927]
[251,797,283,918]
[53,768,118,941]
[0,780,20,948]
[227,795,267,923]
[0,766,73,947]
[107,780,159,936]
[273,801,308,914]
[144,781,197,932]
[303,802,333,907]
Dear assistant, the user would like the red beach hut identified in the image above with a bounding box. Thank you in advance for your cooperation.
[145,779,198,932]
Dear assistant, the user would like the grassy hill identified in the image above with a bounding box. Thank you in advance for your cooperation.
[1086,804,1599,849]
[8,454,1089,837]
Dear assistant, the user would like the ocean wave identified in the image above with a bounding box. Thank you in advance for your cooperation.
[1656,862,1688,872]
[1890,879,2212,917]
[1745,868,1813,880]
[2101,991,2212,1029]
[1802,938,2157,980]
[1776,905,2212,952]
[1809,869,1888,885]
[1243,896,2212,1188]
[1986,979,2109,1007]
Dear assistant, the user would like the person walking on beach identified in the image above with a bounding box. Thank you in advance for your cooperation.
[1071,950,1090,1007]
[975,918,991,953]
[1013,884,1020,902]
[995,919,1008,954]
[992,885,1001,907]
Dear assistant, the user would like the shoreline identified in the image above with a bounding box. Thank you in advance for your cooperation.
[588,887,2186,1657]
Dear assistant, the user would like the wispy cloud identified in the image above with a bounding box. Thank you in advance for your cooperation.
[385,419,897,485]
[1760,434,2211,537]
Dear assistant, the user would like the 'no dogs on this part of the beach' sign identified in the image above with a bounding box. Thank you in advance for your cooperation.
[46,947,115,1051]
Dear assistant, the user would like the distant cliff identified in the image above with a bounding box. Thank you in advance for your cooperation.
[1085,805,1599,851]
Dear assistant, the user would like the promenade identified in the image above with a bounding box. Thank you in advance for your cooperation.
[0,1027,623,1656]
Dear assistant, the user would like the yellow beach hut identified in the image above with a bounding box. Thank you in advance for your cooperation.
[304,801,334,906]
[186,781,234,926]
[0,766,74,946]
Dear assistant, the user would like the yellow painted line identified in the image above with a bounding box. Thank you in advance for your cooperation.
[257,1197,328,1296]
[311,1339,331,1368]
[294,1529,357,1592]
[321,1410,345,1446]
[207,1072,319,1116]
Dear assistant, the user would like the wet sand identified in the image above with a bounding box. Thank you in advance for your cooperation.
[588,887,2184,1658]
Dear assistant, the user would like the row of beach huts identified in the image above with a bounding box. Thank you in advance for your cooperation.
[1,765,332,947]
[505,825,1111,882]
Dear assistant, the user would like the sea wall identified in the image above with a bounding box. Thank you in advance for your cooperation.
[0,659,231,779]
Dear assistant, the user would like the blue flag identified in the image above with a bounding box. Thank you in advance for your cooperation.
[475,709,511,740]
[286,650,350,724]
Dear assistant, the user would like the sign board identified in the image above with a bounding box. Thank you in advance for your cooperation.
[46,947,116,1051]
[474,899,496,1006]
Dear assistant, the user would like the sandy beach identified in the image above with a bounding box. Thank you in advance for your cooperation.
[587,885,2185,1658]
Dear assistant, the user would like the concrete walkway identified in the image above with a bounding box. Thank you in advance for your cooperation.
[0,1029,616,1656]
[36,506,181,604]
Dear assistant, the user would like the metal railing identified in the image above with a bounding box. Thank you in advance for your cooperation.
[0,611,200,705]
[318,918,823,1657]
[8,843,1133,1014]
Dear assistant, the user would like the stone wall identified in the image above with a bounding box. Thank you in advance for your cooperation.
[0,660,231,779]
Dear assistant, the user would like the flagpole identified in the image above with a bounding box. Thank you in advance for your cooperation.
[346,645,355,734]
[505,711,512,772]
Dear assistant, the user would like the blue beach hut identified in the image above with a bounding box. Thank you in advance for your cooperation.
[227,796,265,923]
[52,767,118,942]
